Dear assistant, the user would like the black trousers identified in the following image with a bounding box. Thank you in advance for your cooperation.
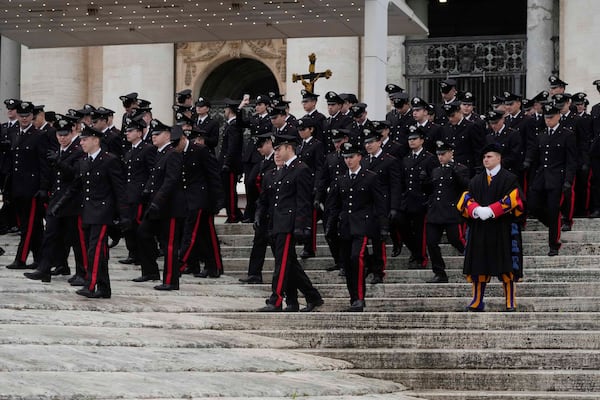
[529,187,562,250]
[247,224,269,278]
[322,208,341,267]
[426,222,465,276]
[302,207,318,255]
[137,216,183,284]
[560,176,576,225]
[370,234,387,279]
[243,162,260,220]
[590,158,600,212]
[123,203,144,260]
[339,236,369,304]
[574,168,592,216]
[14,196,44,264]
[268,232,321,307]
[398,210,428,266]
[84,224,110,294]
[222,171,243,222]
[179,209,223,275]
[39,214,87,278]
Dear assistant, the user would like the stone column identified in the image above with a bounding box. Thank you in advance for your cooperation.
[102,44,174,126]
[363,0,388,120]
[526,0,554,96]
[0,36,21,115]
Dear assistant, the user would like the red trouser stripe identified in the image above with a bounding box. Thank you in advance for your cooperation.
[568,177,576,223]
[275,233,291,307]
[77,216,88,271]
[358,236,368,300]
[135,204,143,224]
[166,218,176,285]
[311,208,317,251]
[180,209,202,271]
[458,222,466,247]
[89,225,107,290]
[208,215,223,272]
[586,169,593,213]
[21,197,37,263]
[229,172,236,217]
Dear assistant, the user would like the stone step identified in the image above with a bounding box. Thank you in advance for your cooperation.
[255,329,600,350]
[4,310,600,332]
[415,390,600,400]
[305,348,600,370]
[354,369,600,392]
[7,279,600,299]
[0,371,409,399]
[213,218,600,235]
[218,230,600,247]
[215,242,600,257]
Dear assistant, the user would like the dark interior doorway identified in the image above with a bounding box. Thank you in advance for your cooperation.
[200,58,279,101]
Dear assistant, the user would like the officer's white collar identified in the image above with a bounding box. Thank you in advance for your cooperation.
[285,155,297,167]
[349,166,361,176]
[157,143,170,152]
[88,148,101,160]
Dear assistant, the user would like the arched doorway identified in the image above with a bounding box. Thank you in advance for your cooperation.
[200,58,279,100]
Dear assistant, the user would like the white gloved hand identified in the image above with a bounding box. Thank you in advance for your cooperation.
[478,206,494,221]
[472,206,482,219]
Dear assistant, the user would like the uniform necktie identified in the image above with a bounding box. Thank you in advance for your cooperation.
[369,155,375,166]
[548,128,554,136]
[350,173,357,180]
[412,153,418,160]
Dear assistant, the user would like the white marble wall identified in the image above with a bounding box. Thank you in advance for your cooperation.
[20,46,88,113]
[286,37,360,117]
[526,0,554,96]
[560,0,600,106]
[102,44,174,126]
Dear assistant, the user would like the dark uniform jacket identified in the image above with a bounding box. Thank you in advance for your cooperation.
[0,120,18,178]
[560,111,591,167]
[417,121,445,155]
[123,141,156,205]
[270,157,313,235]
[528,124,577,190]
[326,168,387,239]
[381,138,405,159]
[76,151,127,225]
[324,112,353,151]
[101,128,125,158]
[591,102,600,138]
[195,115,220,154]
[48,137,85,217]
[40,122,59,151]
[218,117,244,173]
[505,111,537,167]
[255,153,275,195]
[256,166,278,225]
[296,136,325,184]
[10,125,51,198]
[315,150,346,203]
[485,125,522,175]
[400,149,439,213]
[427,161,470,224]
[274,123,299,141]
[441,118,485,175]
[180,141,224,212]
[237,109,271,165]
[302,109,327,144]
[386,109,415,145]
[145,145,186,219]
[361,151,402,214]
[348,119,375,148]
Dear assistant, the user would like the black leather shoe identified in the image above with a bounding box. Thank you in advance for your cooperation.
[548,249,559,257]
[6,262,29,270]
[75,287,94,297]
[132,274,161,282]
[589,210,600,218]
[118,257,138,265]
[242,218,254,224]
[239,275,263,284]
[338,268,346,277]
[283,304,300,312]
[345,300,365,312]
[326,264,340,272]
[195,270,220,278]
[369,275,383,284]
[426,274,449,283]
[505,307,516,312]
[51,265,71,276]
[300,299,324,312]
[69,276,87,286]
[0,247,5,256]
[24,270,51,282]
[391,246,401,257]
[180,266,199,275]
[300,250,315,259]
[258,303,282,312]
[154,283,179,291]
[89,291,111,299]
[108,238,120,248]
[561,223,571,232]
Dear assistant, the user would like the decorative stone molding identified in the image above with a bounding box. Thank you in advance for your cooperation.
[405,35,527,78]
[176,39,286,94]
